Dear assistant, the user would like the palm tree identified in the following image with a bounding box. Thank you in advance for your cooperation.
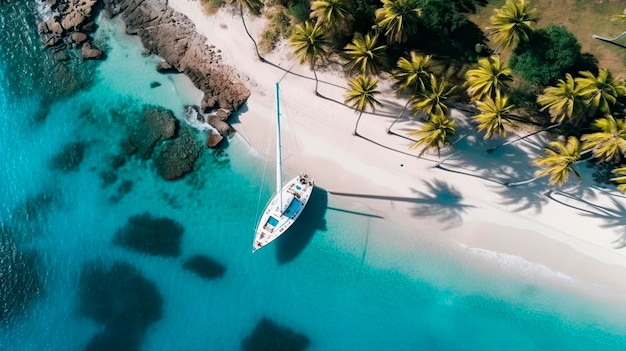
[232,0,265,61]
[610,166,626,193]
[310,0,353,31]
[290,21,329,95]
[343,32,387,75]
[537,73,587,125]
[575,68,626,119]
[581,115,626,163]
[473,92,515,139]
[506,136,584,187]
[375,0,422,44]
[344,75,383,136]
[487,0,538,53]
[464,56,513,102]
[408,113,457,157]
[388,52,432,132]
[411,74,456,119]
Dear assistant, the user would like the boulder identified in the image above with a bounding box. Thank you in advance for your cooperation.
[37,21,50,34]
[127,106,177,159]
[156,61,177,73]
[47,18,64,35]
[152,125,203,180]
[207,129,223,148]
[81,42,103,59]
[70,31,88,44]
[52,50,70,61]
[208,116,233,136]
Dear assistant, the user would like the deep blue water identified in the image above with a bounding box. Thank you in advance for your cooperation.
[1,2,625,350]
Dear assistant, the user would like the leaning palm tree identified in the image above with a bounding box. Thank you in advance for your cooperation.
[464,56,513,102]
[473,92,515,140]
[610,166,626,193]
[575,68,626,119]
[487,73,587,154]
[290,21,329,95]
[344,75,383,136]
[410,74,456,119]
[343,32,387,75]
[310,0,353,31]
[375,0,422,44]
[487,0,538,53]
[388,52,432,132]
[581,115,626,163]
[506,136,584,187]
[231,0,265,61]
[408,113,457,157]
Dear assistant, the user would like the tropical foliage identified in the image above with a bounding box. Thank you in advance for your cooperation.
[344,32,387,75]
[289,21,329,94]
[408,113,456,157]
[374,0,422,44]
[344,75,382,135]
[411,74,456,119]
[610,166,626,193]
[575,69,626,119]
[533,136,583,186]
[581,115,626,163]
[310,0,353,28]
[473,92,515,139]
[393,52,432,94]
[464,56,512,101]
[487,0,537,52]
[536,73,586,125]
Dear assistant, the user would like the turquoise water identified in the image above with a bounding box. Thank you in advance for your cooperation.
[1,2,626,350]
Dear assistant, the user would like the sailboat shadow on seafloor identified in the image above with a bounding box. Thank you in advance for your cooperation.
[276,186,328,264]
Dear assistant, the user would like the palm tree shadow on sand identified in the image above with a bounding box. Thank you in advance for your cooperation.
[545,190,626,249]
[409,180,475,229]
[276,186,328,264]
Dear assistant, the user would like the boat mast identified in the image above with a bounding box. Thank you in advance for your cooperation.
[275,83,283,211]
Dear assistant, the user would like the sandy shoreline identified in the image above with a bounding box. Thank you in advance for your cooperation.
[167,1,626,299]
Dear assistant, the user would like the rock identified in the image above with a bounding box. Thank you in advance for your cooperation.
[207,129,223,148]
[50,141,87,172]
[208,115,233,136]
[113,212,184,257]
[152,124,203,180]
[241,317,310,351]
[214,108,230,121]
[150,81,161,88]
[52,50,70,61]
[62,11,85,31]
[81,42,103,59]
[71,32,88,44]
[126,106,177,159]
[61,0,98,31]
[182,254,226,279]
[38,21,50,34]
[47,19,64,35]
[156,61,177,73]
[81,21,96,33]
[43,35,62,47]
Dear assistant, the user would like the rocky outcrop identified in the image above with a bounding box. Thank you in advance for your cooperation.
[126,106,177,159]
[102,0,250,135]
[152,124,203,180]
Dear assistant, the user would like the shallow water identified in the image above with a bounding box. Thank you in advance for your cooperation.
[0,2,625,350]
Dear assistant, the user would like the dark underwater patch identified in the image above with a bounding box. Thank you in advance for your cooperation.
[182,254,226,280]
[113,212,184,257]
[241,317,310,351]
[0,228,43,323]
[77,260,163,351]
[50,141,87,172]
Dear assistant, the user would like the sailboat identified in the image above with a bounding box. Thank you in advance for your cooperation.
[253,83,314,253]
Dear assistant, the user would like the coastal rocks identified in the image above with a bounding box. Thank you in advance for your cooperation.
[102,0,250,136]
[70,31,88,44]
[182,254,226,280]
[126,106,177,159]
[152,124,203,180]
[0,228,43,323]
[207,129,223,148]
[242,317,311,351]
[113,212,184,257]
[50,141,87,172]
[81,42,103,59]
[77,260,163,351]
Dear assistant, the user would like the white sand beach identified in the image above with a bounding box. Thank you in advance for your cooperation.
[168,1,626,298]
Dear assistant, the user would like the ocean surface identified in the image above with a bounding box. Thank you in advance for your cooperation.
[1,2,626,350]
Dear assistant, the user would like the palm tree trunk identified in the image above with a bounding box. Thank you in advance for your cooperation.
[313,67,320,96]
[504,176,540,187]
[487,123,562,154]
[387,100,410,133]
[239,3,264,62]
[354,111,363,135]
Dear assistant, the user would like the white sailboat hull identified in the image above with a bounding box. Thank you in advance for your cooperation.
[253,173,314,252]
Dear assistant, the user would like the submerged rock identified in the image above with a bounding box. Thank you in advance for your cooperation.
[126,105,177,160]
[0,229,43,323]
[50,141,87,172]
[152,124,203,180]
[113,212,184,257]
[78,260,163,350]
[182,254,226,280]
[241,317,311,351]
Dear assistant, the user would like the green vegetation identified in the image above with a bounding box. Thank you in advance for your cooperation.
[216,0,626,192]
